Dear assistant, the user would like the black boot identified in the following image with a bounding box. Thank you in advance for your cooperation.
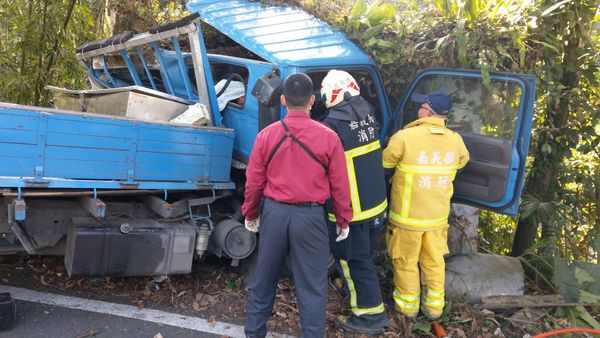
[335,312,388,336]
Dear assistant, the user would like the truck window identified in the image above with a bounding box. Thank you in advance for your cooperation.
[401,75,522,140]
[209,62,249,109]
[306,69,383,125]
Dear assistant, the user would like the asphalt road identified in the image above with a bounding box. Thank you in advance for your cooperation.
[1,300,220,338]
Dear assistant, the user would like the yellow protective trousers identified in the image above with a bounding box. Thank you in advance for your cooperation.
[387,225,448,319]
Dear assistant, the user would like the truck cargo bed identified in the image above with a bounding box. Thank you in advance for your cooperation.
[0,102,235,190]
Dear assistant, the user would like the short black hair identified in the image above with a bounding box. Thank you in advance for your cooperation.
[283,73,313,108]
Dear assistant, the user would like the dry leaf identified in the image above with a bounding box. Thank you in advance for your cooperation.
[76,330,97,338]
[195,292,204,301]
[193,302,200,311]
[208,315,216,327]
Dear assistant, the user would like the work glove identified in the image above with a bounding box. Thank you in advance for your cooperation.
[335,225,349,242]
[244,217,260,233]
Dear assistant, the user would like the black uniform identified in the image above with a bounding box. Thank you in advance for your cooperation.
[324,95,387,321]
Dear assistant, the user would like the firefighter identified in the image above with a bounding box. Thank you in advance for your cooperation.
[320,70,388,335]
[382,91,469,321]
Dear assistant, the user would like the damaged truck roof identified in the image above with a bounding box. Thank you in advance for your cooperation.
[187,0,372,67]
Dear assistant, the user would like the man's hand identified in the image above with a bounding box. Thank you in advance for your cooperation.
[245,217,260,233]
[335,225,349,242]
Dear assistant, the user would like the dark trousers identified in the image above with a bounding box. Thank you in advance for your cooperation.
[245,198,329,338]
[328,218,385,319]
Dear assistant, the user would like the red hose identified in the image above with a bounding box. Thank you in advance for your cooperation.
[533,328,600,338]
[431,320,448,338]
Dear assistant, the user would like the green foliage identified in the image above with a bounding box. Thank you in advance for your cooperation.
[412,318,431,334]
[479,211,516,255]
[0,0,97,106]
[0,0,188,107]
[522,252,600,329]
[107,0,188,34]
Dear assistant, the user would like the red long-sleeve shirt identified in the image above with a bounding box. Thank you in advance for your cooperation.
[241,110,352,228]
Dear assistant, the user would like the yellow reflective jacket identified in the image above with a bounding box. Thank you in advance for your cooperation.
[382,117,469,231]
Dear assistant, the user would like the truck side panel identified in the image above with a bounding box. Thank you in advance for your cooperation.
[0,103,235,189]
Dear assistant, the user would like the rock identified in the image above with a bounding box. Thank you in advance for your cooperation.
[445,253,524,304]
[448,203,480,256]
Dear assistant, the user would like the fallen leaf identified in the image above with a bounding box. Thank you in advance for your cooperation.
[195,292,204,301]
[193,302,200,311]
[76,330,97,338]
[208,315,216,327]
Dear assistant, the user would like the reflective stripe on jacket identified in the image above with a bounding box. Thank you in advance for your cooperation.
[382,117,469,231]
[324,96,387,224]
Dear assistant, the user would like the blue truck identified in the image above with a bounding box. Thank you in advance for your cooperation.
[0,0,535,279]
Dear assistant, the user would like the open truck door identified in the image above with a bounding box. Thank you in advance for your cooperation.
[391,69,536,216]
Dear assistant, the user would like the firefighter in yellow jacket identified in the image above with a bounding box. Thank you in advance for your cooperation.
[382,91,469,320]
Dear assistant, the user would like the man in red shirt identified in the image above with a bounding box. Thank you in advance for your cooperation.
[242,73,352,338]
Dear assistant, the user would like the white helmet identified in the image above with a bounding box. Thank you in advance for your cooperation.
[320,70,360,108]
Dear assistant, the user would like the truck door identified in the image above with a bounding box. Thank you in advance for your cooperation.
[390,69,536,216]
[208,57,273,162]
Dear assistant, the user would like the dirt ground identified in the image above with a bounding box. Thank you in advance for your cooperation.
[0,254,542,337]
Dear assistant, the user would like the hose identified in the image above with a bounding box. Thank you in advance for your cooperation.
[532,328,600,338]
[432,320,448,338]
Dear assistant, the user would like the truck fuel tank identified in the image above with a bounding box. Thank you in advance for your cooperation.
[65,217,196,277]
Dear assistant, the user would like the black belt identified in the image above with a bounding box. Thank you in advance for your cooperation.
[288,201,323,208]
[266,197,322,208]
